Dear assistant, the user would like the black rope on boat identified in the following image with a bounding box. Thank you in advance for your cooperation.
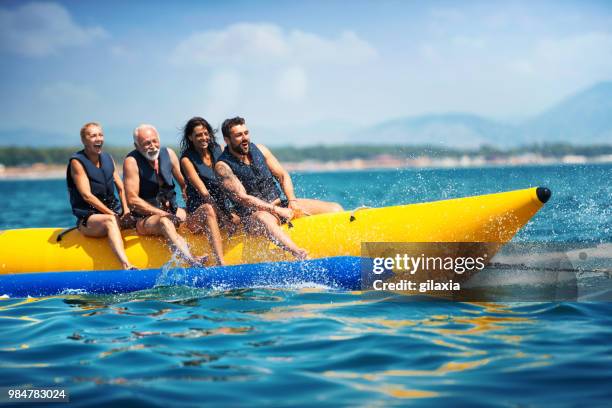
[56,227,77,242]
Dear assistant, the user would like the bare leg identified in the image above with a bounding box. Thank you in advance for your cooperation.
[165,209,208,265]
[292,198,343,216]
[245,211,308,260]
[136,215,206,266]
[186,203,226,265]
[219,212,241,236]
[79,214,135,270]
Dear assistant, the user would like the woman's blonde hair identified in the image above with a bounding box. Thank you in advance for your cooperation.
[80,122,102,139]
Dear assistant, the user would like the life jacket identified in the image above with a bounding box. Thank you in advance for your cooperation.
[126,147,177,212]
[66,150,120,219]
[181,144,231,214]
[218,143,281,203]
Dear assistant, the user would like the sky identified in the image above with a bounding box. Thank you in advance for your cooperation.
[1,0,611,146]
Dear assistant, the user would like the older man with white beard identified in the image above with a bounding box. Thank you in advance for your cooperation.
[123,124,207,266]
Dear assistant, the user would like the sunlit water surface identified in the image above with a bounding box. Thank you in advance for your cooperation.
[0,164,611,406]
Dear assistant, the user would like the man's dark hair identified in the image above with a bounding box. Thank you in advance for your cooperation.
[221,116,246,139]
[179,116,217,156]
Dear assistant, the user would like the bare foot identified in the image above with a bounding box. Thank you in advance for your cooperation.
[293,248,309,261]
[190,255,209,267]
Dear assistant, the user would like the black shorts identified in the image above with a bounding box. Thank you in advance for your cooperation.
[76,213,94,228]
[77,210,129,228]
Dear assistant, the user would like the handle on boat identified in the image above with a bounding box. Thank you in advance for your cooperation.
[56,226,77,242]
[350,206,372,222]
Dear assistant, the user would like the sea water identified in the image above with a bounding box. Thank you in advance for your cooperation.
[0,164,610,406]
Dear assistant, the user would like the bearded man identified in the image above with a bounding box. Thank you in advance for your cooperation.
[123,124,206,266]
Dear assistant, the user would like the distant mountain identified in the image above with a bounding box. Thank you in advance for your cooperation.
[350,81,612,147]
[350,113,519,148]
[1,82,611,147]
[522,82,612,144]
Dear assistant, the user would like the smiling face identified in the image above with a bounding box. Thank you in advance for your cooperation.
[81,124,104,156]
[189,124,211,153]
[135,127,161,162]
[225,124,250,156]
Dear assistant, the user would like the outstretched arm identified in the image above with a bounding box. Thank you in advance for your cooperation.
[258,144,297,202]
[168,148,187,202]
[215,161,293,218]
[111,157,129,216]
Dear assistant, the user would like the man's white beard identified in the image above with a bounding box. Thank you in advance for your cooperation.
[144,149,160,161]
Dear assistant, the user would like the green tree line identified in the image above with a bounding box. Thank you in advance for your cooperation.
[0,143,611,167]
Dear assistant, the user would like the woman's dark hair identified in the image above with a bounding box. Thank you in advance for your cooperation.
[180,116,217,156]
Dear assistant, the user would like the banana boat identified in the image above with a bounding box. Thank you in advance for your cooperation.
[0,187,551,297]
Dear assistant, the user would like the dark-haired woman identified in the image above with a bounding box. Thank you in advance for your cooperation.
[180,117,235,265]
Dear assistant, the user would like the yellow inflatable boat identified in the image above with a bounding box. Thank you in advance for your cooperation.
[0,187,550,296]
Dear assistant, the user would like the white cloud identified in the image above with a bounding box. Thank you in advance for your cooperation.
[172,23,286,66]
[535,32,612,70]
[110,45,129,58]
[0,2,107,57]
[509,60,535,75]
[201,71,243,119]
[167,23,377,127]
[4,3,612,145]
[171,23,377,67]
[506,32,612,80]
[418,43,438,60]
[288,30,376,65]
[276,67,307,102]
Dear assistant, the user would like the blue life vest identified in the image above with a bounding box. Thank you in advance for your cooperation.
[218,143,282,203]
[126,147,177,213]
[66,150,120,219]
[181,144,231,214]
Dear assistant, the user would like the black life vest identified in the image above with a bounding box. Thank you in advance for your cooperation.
[218,143,282,203]
[66,150,120,219]
[181,144,231,214]
[126,147,177,212]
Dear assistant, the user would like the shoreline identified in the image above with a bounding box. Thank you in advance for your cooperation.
[0,164,66,180]
[1,155,611,180]
[282,154,612,172]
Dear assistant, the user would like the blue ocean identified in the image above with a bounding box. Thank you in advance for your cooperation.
[0,164,611,407]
